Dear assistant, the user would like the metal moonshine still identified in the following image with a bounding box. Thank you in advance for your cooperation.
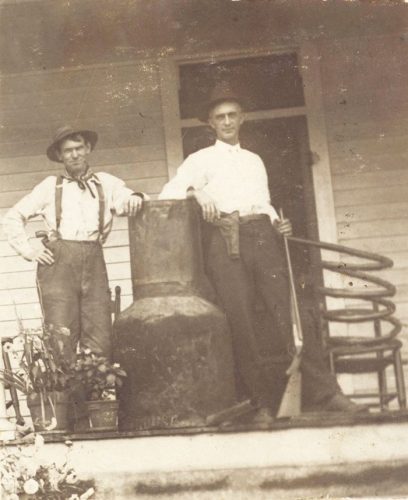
[114,199,237,431]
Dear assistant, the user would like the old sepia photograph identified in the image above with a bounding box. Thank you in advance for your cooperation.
[1,0,408,498]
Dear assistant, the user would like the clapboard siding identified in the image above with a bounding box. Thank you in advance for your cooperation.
[0,61,168,337]
[0,161,167,193]
[0,145,165,175]
[320,34,408,358]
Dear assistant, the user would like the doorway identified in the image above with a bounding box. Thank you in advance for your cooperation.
[177,52,326,406]
[178,53,322,305]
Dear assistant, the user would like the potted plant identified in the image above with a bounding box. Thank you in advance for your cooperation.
[1,325,73,432]
[72,349,126,431]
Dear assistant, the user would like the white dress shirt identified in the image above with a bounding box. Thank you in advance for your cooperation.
[159,140,279,222]
[3,172,135,259]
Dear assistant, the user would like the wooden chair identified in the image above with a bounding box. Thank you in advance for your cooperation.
[289,236,407,411]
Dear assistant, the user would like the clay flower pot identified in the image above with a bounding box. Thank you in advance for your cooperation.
[27,390,69,431]
[86,399,119,431]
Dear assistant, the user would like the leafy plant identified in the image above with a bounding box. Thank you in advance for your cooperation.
[72,349,126,401]
[1,325,74,430]
[1,326,72,396]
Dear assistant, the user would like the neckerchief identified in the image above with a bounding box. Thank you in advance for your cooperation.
[61,167,99,198]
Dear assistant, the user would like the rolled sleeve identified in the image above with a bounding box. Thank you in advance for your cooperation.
[3,176,55,259]
[99,173,148,215]
[159,154,207,200]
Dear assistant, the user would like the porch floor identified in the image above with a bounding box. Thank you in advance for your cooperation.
[4,410,408,499]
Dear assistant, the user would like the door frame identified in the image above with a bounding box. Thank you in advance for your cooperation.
[158,42,338,245]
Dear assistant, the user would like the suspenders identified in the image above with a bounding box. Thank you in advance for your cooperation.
[55,174,105,241]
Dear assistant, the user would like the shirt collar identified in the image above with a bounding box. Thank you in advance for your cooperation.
[215,140,241,153]
[62,166,100,184]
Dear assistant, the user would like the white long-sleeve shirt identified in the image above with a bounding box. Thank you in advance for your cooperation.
[3,172,135,259]
[159,140,279,222]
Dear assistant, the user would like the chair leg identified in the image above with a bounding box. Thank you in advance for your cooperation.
[329,351,336,374]
[393,349,407,410]
[2,345,25,425]
[377,366,388,411]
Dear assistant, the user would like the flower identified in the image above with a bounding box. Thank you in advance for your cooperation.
[1,473,17,493]
[23,478,39,494]
[6,494,19,500]
[12,335,25,349]
[3,342,14,352]
[66,470,78,484]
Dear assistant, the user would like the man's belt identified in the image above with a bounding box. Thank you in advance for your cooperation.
[238,214,268,223]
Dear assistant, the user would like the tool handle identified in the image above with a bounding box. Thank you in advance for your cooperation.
[279,209,303,344]
[35,230,48,239]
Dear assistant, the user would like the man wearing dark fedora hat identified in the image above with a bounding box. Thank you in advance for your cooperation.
[4,126,145,366]
[160,86,367,423]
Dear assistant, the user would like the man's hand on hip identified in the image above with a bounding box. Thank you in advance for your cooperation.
[27,248,55,265]
[191,189,220,222]
[125,194,144,216]
[275,218,293,236]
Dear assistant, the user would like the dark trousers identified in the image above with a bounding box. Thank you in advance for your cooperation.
[37,240,112,426]
[37,239,112,361]
[205,217,340,409]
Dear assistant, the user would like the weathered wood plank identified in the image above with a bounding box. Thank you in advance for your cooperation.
[0,98,162,128]
[0,124,165,158]
[334,185,408,208]
[335,203,408,223]
[106,262,131,281]
[0,145,166,175]
[0,114,163,145]
[330,152,408,175]
[103,246,130,264]
[0,302,42,322]
[328,135,408,160]
[0,161,167,193]
[333,169,408,191]
[0,287,40,305]
[337,218,408,240]
[0,62,159,95]
[339,235,408,255]
[0,319,42,337]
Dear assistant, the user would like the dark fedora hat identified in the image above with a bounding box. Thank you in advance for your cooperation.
[198,82,244,123]
[46,125,98,162]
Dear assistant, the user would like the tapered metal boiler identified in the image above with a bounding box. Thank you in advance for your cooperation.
[114,200,237,430]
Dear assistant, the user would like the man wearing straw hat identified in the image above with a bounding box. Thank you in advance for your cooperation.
[3,126,146,364]
[160,86,366,424]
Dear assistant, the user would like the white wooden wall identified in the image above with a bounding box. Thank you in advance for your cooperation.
[318,35,408,361]
[0,61,168,336]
